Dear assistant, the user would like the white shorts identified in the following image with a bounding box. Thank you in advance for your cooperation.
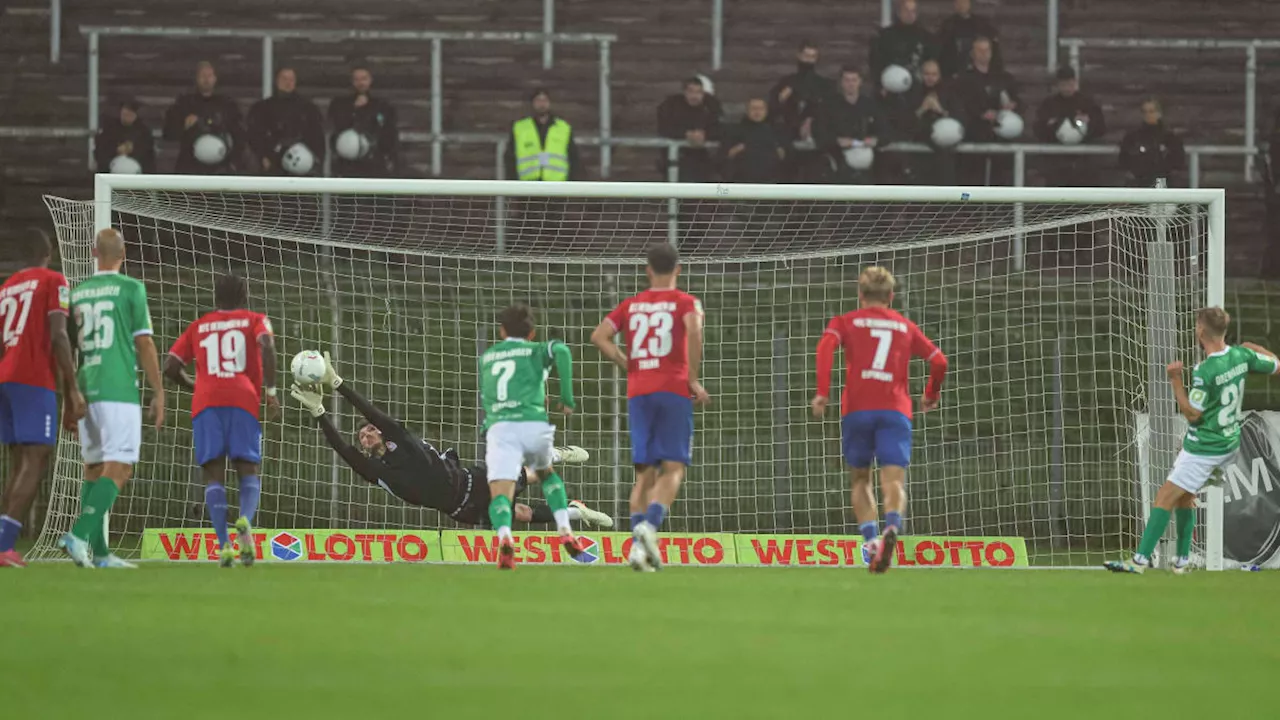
[79,401,142,465]
[485,421,555,482]
[1167,449,1237,494]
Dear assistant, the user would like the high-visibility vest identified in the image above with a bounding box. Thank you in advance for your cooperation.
[513,117,571,181]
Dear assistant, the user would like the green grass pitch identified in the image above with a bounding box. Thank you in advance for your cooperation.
[2,564,1276,719]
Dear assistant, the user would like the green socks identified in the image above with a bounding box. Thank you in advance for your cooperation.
[78,480,111,557]
[1136,507,1172,559]
[489,495,513,536]
[541,472,572,531]
[1175,508,1196,558]
[72,478,119,548]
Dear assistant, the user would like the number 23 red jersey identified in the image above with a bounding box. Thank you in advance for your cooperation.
[604,288,704,398]
[824,306,941,419]
[168,309,273,419]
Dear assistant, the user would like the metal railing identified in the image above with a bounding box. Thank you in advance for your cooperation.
[80,26,618,178]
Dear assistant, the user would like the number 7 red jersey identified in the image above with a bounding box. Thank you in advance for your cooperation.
[168,309,273,419]
[817,306,947,419]
[604,288,704,398]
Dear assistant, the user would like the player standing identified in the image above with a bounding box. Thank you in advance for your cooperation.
[479,303,585,569]
[59,228,165,568]
[0,233,85,567]
[590,243,710,572]
[164,273,279,568]
[811,267,948,574]
[1106,308,1279,574]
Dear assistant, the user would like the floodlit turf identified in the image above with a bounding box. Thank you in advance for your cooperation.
[2,565,1276,719]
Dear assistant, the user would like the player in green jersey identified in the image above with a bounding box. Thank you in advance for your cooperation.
[479,303,586,569]
[57,229,166,568]
[1106,307,1280,574]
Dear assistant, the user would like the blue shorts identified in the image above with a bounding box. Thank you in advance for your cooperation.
[841,410,913,469]
[193,406,262,466]
[0,382,58,446]
[628,392,694,466]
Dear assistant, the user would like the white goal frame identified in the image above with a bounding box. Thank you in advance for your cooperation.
[82,174,1226,569]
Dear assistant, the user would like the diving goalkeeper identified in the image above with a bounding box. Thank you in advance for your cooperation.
[290,355,612,529]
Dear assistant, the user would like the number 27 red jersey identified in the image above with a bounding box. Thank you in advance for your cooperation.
[822,306,944,419]
[604,288,704,399]
[168,309,273,419]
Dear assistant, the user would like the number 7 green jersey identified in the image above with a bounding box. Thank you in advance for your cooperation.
[70,270,154,405]
[479,338,575,431]
[1184,345,1279,455]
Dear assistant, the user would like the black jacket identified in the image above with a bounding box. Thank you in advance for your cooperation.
[502,114,582,180]
[163,92,245,174]
[657,93,723,180]
[247,92,325,173]
[326,93,400,178]
[953,67,1020,141]
[937,13,1003,77]
[768,64,835,140]
[814,93,882,157]
[870,22,937,83]
[1035,92,1106,143]
[885,80,964,143]
[722,117,787,183]
[95,117,156,174]
[1120,121,1186,186]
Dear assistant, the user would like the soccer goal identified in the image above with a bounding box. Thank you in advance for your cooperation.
[36,175,1225,569]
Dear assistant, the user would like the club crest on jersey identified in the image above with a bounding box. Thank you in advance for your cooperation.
[271,532,303,561]
[58,284,69,309]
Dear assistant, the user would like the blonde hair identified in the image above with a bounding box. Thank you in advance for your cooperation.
[1196,307,1230,338]
[858,266,896,303]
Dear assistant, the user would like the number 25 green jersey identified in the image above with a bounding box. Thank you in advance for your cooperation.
[1184,345,1279,455]
[70,270,154,405]
[479,338,575,431]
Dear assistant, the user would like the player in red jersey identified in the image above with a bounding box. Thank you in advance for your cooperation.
[165,274,279,568]
[591,243,710,571]
[811,266,948,574]
[0,233,85,567]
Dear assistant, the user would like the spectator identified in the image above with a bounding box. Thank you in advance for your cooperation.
[163,61,244,175]
[95,98,155,174]
[1119,97,1186,187]
[870,0,937,92]
[327,66,400,178]
[954,37,1020,184]
[936,0,1002,78]
[505,88,581,181]
[814,68,881,184]
[909,60,963,184]
[722,99,787,183]
[768,40,834,181]
[247,68,325,176]
[657,77,723,182]
[1035,66,1106,187]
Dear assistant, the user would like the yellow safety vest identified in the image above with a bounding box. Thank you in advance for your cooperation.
[513,117,571,181]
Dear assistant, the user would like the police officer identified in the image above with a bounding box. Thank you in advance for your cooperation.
[327,66,400,178]
[163,61,244,174]
[505,88,580,181]
[95,98,156,174]
[247,68,325,176]
[1119,97,1186,187]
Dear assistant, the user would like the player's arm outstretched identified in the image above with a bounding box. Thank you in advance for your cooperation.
[290,383,384,483]
[311,352,413,446]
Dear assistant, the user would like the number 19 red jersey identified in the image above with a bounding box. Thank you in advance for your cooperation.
[604,288,704,398]
[0,267,70,391]
[822,306,942,419]
[168,309,273,419]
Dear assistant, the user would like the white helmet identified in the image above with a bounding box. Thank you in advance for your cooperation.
[281,143,315,175]
[994,110,1024,139]
[108,155,143,174]
[843,146,875,171]
[695,73,715,96]
[335,129,370,160]
[192,133,228,165]
[930,117,965,148]
[1055,117,1087,145]
[880,65,913,94]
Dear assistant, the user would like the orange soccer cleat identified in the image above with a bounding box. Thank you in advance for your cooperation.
[498,536,516,570]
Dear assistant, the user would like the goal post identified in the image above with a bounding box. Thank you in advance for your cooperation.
[34,174,1225,568]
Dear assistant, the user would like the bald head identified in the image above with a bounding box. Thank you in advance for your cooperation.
[95,228,126,271]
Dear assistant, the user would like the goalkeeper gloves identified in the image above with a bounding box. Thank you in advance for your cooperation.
[290,383,326,418]
[321,351,343,390]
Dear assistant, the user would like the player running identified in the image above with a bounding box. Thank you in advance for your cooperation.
[289,355,611,529]
[0,232,84,567]
[480,303,586,569]
[591,242,710,572]
[164,273,279,568]
[59,228,165,568]
[1106,307,1280,575]
[811,266,948,574]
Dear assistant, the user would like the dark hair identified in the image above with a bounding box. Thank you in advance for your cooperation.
[683,76,704,89]
[530,87,550,102]
[23,230,52,264]
[498,303,536,338]
[214,273,249,310]
[798,39,818,52]
[840,65,863,78]
[971,35,992,48]
[1055,65,1076,81]
[647,243,679,275]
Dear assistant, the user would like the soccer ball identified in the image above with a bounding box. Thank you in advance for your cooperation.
[291,350,326,386]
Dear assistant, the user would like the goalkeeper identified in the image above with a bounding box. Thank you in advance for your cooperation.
[290,355,611,529]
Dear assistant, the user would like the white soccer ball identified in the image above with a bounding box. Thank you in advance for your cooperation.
[843,146,875,170]
[335,129,370,160]
[108,155,143,174]
[281,142,315,175]
[1055,117,1087,145]
[880,64,913,94]
[695,72,715,96]
[994,110,1024,139]
[930,117,965,147]
[291,350,326,385]
[193,133,228,164]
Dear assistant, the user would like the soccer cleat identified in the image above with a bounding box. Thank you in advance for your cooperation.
[560,531,587,559]
[861,539,880,567]
[553,445,590,465]
[634,522,663,571]
[1103,558,1148,574]
[628,540,655,572]
[58,533,93,568]
[235,517,255,567]
[219,546,237,568]
[569,500,614,529]
[498,537,516,570]
[0,549,28,568]
[869,527,897,574]
[93,554,138,569]
[1171,556,1192,575]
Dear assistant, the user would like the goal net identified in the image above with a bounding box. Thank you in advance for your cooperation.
[35,178,1223,568]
